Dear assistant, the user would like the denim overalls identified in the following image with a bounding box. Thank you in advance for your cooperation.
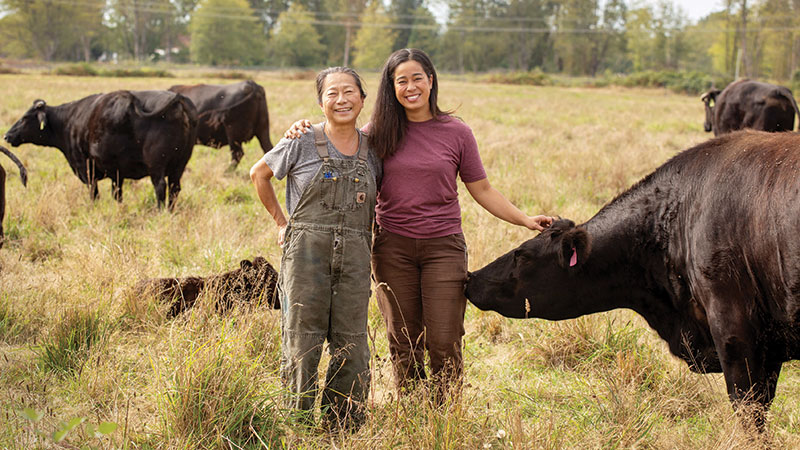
[278,123,376,426]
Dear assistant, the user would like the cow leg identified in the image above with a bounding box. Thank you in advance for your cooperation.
[89,178,99,200]
[229,142,244,169]
[707,302,771,431]
[166,172,182,211]
[111,171,124,203]
[150,174,167,209]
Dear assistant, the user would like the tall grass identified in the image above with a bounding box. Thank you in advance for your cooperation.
[36,309,108,377]
[1,71,799,448]
[159,325,284,447]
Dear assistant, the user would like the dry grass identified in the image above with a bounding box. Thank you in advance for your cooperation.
[0,71,798,448]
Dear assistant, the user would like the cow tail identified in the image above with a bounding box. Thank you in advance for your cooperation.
[181,96,199,153]
[0,146,28,187]
[255,85,273,151]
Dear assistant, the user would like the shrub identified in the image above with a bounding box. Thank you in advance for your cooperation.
[203,71,248,80]
[0,65,21,74]
[53,63,98,76]
[485,69,551,86]
[605,70,727,95]
[100,67,174,78]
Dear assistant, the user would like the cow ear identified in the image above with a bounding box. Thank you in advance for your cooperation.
[240,259,253,270]
[37,110,47,130]
[33,100,47,130]
[559,227,591,269]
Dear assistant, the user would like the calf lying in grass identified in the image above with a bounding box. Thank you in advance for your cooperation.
[136,256,279,317]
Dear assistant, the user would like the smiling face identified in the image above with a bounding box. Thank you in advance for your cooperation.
[319,72,364,127]
[392,60,434,122]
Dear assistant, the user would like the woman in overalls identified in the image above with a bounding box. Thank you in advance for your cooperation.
[249,67,381,429]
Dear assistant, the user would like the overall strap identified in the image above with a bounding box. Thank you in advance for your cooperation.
[355,130,369,162]
[311,123,329,161]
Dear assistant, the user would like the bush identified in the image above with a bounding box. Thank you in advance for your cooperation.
[0,65,21,74]
[52,64,173,78]
[53,63,98,76]
[101,67,174,78]
[485,69,551,86]
[203,71,249,80]
[605,70,728,95]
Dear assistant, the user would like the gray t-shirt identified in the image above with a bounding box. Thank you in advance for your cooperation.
[262,126,382,216]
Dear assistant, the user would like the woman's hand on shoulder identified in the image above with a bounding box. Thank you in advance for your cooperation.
[525,215,555,232]
[284,119,313,140]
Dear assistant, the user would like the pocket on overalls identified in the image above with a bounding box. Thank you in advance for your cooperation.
[344,167,370,211]
[281,227,304,259]
[320,177,338,210]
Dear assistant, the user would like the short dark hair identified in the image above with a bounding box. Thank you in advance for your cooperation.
[315,67,367,103]
[368,48,449,159]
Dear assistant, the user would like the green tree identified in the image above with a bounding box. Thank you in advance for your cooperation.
[352,0,397,69]
[440,0,509,72]
[316,0,368,66]
[503,0,556,71]
[270,3,325,67]
[590,0,628,75]
[756,0,797,80]
[190,0,266,66]
[626,5,655,71]
[390,0,423,49]
[625,1,690,72]
[0,0,105,61]
[406,5,440,57]
[697,11,733,76]
[108,0,173,60]
[553,0,599,75]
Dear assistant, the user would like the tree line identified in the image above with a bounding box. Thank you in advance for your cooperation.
[1,0,799,81]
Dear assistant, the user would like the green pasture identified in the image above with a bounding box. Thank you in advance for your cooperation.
[0,70,798,449]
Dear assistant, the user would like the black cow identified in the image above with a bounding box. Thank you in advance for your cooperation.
[168,80,273,168]
[4,91,198,209]
[135,256,279,317]
[701,79,799,136]
[465,130,800,430]
[0,146,27,248]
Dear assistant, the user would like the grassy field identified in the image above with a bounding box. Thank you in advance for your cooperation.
[1,69,799,449]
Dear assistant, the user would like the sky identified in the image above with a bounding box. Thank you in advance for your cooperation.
[672,0,724,21]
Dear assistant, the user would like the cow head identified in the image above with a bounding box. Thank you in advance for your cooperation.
[465,219,591,319]
[4,100,49,147]
[700,90,719,133]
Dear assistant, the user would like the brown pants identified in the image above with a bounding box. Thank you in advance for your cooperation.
[372,228,468,393]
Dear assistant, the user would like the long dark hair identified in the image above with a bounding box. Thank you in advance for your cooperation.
[368,48,449,159]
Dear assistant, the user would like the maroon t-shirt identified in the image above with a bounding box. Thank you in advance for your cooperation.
[374,116,487,239]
